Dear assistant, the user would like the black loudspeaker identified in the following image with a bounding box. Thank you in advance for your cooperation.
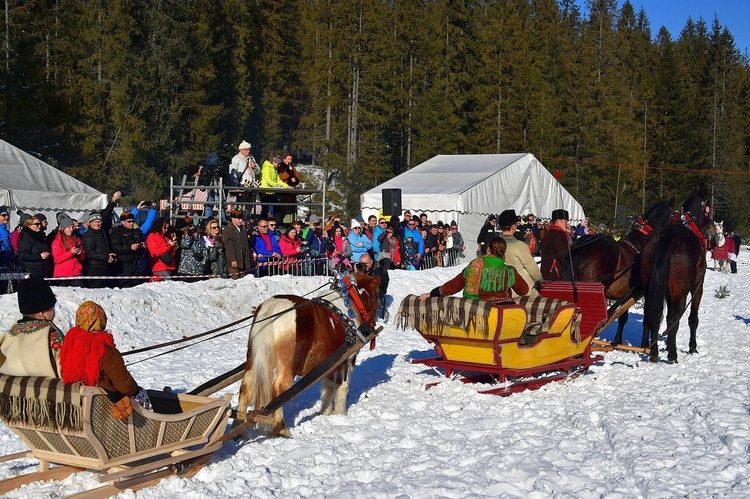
[382,188,402,216]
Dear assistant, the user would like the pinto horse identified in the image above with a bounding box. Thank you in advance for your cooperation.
[640,188,716,363]
[237,272,380,436]
[560,200,673,345]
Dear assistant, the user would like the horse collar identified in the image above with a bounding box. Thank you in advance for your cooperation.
[635,218,653,236]
[333,272,373,327]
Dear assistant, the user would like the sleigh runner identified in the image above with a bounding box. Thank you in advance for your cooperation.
[400,281,607,394]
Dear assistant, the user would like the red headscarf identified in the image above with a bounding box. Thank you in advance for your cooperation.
[59,301,116,386]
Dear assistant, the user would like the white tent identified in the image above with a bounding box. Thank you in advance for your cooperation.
[0,140,108,229]
[360,153,585,257]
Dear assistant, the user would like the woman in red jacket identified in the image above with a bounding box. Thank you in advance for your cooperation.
[51,216,86,286]
[146,219,177,280]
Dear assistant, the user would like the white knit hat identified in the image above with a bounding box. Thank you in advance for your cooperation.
[351,219,361,229]
[238,140,251,150]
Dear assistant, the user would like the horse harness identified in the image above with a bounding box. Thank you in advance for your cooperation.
[670,210,710,250]
[312,272,375,346]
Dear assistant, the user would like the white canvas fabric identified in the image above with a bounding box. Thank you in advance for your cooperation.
[360,153,585,258]
[0,140,108,229]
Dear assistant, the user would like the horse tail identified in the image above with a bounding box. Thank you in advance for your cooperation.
[237,302,277,413]
[249,304,277,411]
[644,235,673,336]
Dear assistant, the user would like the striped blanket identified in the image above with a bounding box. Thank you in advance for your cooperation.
[397,295,572,338]
[0,375,83,431]
[516,295,571,336]
[398,295,498,338]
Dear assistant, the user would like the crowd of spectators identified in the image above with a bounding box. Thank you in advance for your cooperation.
[0,195,503,290]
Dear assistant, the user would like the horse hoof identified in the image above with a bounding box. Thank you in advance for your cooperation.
[610,340,620,347]
[648,356,659,364]
[667,359,678,365]
[689,348,698,354]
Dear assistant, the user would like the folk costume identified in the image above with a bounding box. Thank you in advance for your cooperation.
[427,254,529,302]
[59,301,151,412]
[0,277,63,378]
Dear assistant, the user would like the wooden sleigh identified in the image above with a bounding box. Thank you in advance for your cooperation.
[0,375,231,494]
[400,282,607,395]
[0,321,381,496]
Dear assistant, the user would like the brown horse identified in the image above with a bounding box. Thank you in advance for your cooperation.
[237,272,380,436]
[560,200,673,345]
[640,188,716,363]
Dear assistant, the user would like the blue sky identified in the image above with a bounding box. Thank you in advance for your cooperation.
[576,0,749,55]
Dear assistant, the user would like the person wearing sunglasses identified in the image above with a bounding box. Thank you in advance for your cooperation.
[372,217,387,257]
[203,219,227,278]
[346,218,373,264]
[253,217,282,277]
[17,216,52,278]
[401,219,424,269]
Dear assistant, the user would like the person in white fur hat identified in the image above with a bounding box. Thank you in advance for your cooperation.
[228,140,257,187]
[346,218,372,263]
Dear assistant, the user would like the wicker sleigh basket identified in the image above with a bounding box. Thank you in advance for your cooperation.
[0,375,230,473]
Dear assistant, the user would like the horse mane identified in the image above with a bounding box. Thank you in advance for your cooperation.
[643,200,672,228]
[682,187,712,232]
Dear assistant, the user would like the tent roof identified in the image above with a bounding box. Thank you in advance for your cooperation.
[361,153,585,220]
[370,153,528,196]
[0,140,107,212]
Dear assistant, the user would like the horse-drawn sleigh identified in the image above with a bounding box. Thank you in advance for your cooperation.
[400,281,608,395]
[0,271,382,497]
[402,188,717,393]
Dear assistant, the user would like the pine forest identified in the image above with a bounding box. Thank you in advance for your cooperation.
[2,0,749,232]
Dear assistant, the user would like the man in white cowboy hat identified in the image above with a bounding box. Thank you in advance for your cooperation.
[228,140,257,187]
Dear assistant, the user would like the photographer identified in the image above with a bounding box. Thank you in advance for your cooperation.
[82,212,116,288]
[356,253,389,319]
[146,219,178,281]
[110,211,146,287]
[133,200,159,235]
[51,215,86,286]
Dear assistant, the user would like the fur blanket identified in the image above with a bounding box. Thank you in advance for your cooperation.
[0,375,83,431]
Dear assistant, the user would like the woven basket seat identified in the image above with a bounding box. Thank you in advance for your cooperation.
[0,376,230,471]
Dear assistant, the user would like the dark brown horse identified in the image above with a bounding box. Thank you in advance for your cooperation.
[640,188,716,363]
[237,272,380,436]
[560,200,673,345]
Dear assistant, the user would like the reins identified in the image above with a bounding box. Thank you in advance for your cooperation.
[122,280,335,365]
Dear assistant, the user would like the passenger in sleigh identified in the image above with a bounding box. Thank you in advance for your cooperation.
[59,301,151,418]
[0,276,64,378]
[419,237,529,302]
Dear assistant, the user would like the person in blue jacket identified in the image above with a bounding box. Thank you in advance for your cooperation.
[346,219,373,263]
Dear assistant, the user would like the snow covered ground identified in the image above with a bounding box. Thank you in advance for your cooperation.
[0,253,749,498]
